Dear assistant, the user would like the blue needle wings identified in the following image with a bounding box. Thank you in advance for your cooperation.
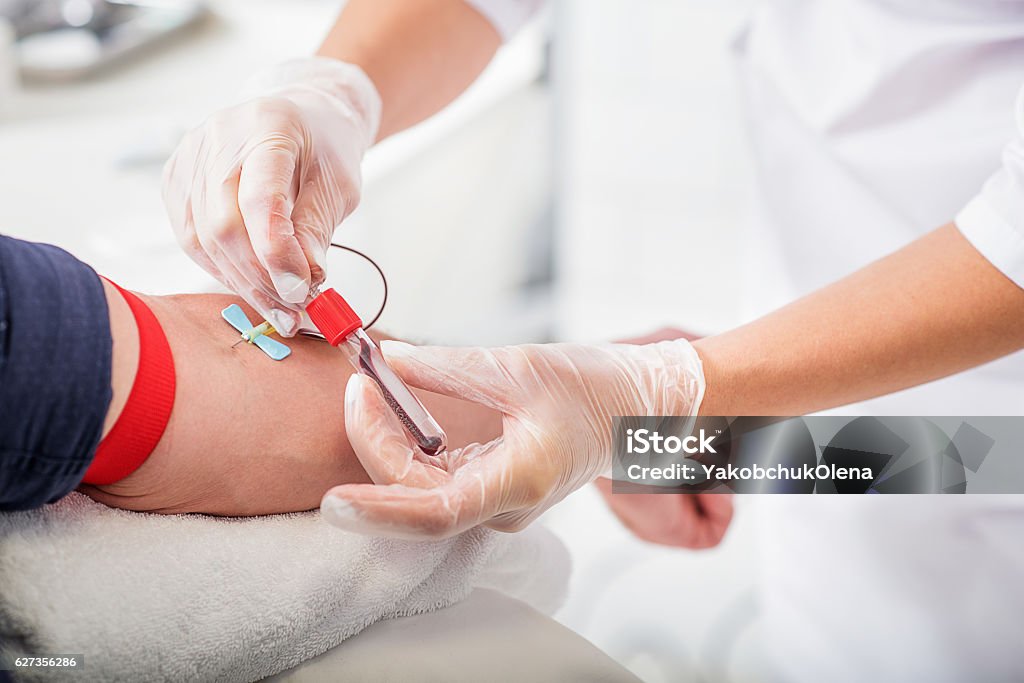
[221,304,291,361]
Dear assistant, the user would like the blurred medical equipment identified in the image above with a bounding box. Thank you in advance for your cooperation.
[221,304,291,361]
[162,57,381,336]
[307,287,448,458]
[1,0,206,81]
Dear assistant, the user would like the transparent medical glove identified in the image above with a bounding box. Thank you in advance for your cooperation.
[322,339,705,539]
[162,58,381,336]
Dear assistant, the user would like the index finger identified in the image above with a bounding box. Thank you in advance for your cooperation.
[236,138,312,304]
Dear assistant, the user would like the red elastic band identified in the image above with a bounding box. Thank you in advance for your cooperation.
[82,281,176,485]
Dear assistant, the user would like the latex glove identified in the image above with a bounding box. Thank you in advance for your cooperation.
[162,58,381,336]
[321,340,705,539]
[592,327,731,550]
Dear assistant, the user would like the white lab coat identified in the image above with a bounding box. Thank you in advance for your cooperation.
[471,0,1024,680]
[738,3,1024,681]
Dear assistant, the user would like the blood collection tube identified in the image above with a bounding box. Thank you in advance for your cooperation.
[306,288,448,457]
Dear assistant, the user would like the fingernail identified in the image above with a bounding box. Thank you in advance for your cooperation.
[380,340,416,360]
[268,310,297,336]
[275,272,310,304]
[321,496,358,526]
[308,247,327,274]
[344,374,365,413]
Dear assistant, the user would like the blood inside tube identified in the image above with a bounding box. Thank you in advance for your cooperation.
[304,287,448,456]
[352,333,447,456]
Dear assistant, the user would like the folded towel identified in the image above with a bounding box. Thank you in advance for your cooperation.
[0,493,569,682]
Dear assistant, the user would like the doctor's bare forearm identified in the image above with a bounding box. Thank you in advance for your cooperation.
[317,0,501,140]
[694,224,1024,416]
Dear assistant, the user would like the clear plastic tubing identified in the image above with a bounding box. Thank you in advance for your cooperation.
[306,288,448,457]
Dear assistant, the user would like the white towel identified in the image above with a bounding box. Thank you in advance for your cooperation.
[0,493,569,682]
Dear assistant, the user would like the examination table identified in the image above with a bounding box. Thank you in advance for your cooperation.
[268,588,640,682]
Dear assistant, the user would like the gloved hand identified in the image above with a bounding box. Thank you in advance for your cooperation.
[321,339,705,539]
[589,326,731,550]
[162,58,381,336]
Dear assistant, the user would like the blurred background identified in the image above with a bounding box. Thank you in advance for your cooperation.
[0,1,763,680]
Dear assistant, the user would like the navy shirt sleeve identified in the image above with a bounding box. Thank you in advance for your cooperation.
[0,234,113,510]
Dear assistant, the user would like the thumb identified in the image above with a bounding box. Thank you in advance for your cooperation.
[379,342,521,414]
[320,441,510,540]
[237,137,312,304]
[344,374,447,487]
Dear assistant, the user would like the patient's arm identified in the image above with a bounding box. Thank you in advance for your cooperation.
[80,282,501,516]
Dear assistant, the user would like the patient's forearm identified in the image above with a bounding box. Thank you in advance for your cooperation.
[82,289,501,516]
[694,224,1024,416]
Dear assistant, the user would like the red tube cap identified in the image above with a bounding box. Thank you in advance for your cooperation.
[307,288,362,345]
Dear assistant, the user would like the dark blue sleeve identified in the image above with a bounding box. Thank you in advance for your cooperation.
[0,234,113,510]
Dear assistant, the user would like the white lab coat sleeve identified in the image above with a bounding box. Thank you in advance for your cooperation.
[955,87,1024,290]
[464,0,547,41]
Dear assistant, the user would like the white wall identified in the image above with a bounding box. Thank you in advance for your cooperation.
[553,0,753,342]
[546,3,763,682]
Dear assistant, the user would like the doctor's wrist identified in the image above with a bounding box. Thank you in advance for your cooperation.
[692,331,800,418]
[692,335,744,418]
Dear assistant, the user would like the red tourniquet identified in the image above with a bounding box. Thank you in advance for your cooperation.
[81,281,176,485]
